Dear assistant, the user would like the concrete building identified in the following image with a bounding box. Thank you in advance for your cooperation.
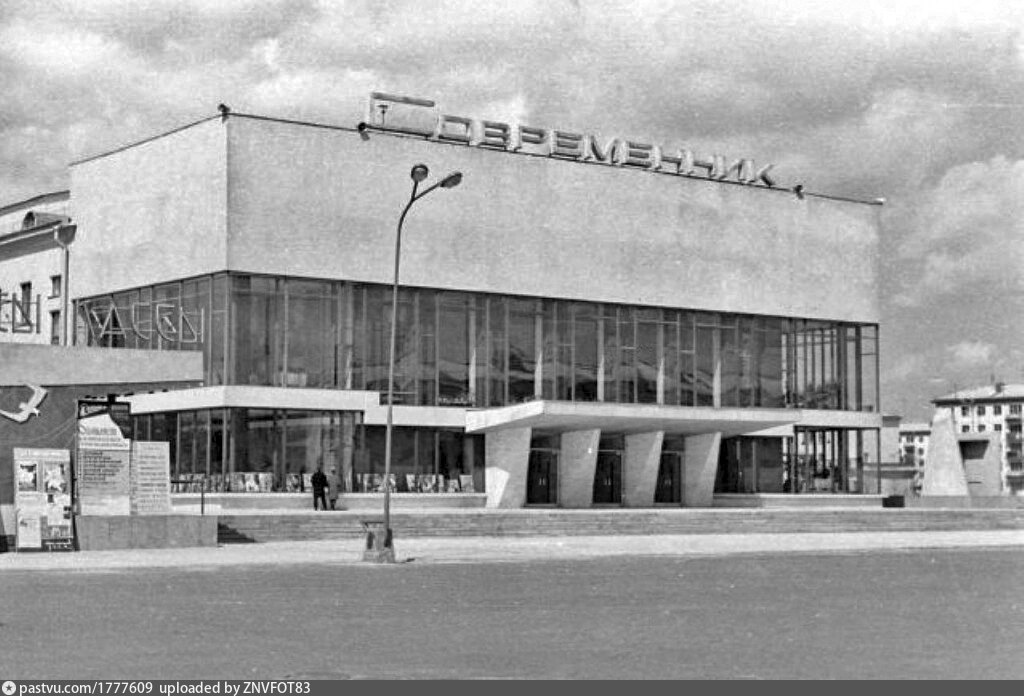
[931,384,1024,495]
[1,95,884,510]
[0,191,74,346]
[898,420,929,494]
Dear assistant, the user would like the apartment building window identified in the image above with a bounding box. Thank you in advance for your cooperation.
[978,424,986,432]
[978,405,986,416]
[995,424,1002,432]
[993,405,1002,416]
[1011,404,1022,415]
[962,425,970,433]
[49,310,60,345]
[961,406,969,416]
[16,282,32,326]
[50,275,62,298]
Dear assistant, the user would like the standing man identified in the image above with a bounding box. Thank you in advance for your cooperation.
[311,466,328,511]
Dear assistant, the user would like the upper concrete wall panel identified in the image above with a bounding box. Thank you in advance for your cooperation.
[227,119,879,322]
[69,119,228,298]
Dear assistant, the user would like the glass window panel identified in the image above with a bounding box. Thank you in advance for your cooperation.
[488,297,506,407]
[602,309,619,403]
[759,319,784,407]
[194,409,209,477]
[285,280,335,388]
[438,294,471,405]
[474,297,488,407]
[361,286,389,393]
[695,325,715,407]
[636,316,659,404]
[508,299,536,403]
[152,282,181,351]
[210,408,225,481]
[149,412,178,478]
[738,319,757,407]
[720,323,739,407]
[860,325,879,413]
[125,289,142,349]
[210,275,228,385]
[618,307,636,403]
[573,303,599,402]
[416,291,436,406]
[231,408,281,491]
[231,277,282,386]
[178,411,195,475]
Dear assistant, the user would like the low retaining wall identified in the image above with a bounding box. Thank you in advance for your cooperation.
[713,494,885,508]
[907,496,1024,509]
[76,515,218,551]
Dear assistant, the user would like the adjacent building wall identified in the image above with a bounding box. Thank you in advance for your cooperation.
[0,192,71,346]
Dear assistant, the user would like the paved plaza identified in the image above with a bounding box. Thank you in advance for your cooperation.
[2,528,1024,570]
[2,531,1024,679]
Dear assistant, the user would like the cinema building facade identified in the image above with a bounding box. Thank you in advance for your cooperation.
[50,98,882,508]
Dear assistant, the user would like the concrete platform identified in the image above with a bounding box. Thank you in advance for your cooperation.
[2,530,1023,571]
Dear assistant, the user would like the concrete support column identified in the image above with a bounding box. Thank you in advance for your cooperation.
[484,427,532,508]
[622,431,664,507]
[559,429,601,508]
[683,431,722,507]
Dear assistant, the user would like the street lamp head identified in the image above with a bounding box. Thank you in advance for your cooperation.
[410,163,429,183]
[440,171,463,189]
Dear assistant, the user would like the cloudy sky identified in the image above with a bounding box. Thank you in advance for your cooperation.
[2,0,1023,420]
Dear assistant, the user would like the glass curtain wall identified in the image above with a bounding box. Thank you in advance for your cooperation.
[80,273,879,413]
[131,409,483,494]
[715,437,786,494]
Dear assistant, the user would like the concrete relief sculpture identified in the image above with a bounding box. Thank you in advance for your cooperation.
[0,384,47,424]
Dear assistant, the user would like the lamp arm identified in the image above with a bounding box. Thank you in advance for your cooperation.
[411,179,445,202]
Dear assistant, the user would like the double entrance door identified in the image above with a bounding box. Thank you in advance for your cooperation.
[655,451,682,503]
[526,445,623,504]
[592,450,622,504]
[527,449,558,504]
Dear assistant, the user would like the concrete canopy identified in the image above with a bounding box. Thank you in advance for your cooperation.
[465,400,798,437]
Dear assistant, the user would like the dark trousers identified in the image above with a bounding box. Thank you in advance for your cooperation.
[313,490,327,510]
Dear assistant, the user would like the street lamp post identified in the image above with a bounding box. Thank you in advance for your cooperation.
[371,163,463,563]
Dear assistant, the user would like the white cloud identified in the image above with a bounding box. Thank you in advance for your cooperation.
[946,340,997,368]
[894,156,1024,304]
[0,19,127,76]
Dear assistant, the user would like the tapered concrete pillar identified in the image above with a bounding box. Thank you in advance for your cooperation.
[559,429,601,508]
[683,431,721,507]
[921,410,968,496]
[485,427,532,508]
[622,431,664,507]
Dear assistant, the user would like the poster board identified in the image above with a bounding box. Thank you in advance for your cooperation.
[77,413,131,516]
[12,448,73,552]
[130,441,171,515]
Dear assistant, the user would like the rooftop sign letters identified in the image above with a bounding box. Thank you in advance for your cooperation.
[366,92,776,187]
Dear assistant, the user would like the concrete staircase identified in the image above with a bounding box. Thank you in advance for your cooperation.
[216,507,1024,544]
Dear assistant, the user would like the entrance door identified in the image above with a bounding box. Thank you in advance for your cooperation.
[592,451,622,504]
[655,451,682,503]
[527,450,558,504]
